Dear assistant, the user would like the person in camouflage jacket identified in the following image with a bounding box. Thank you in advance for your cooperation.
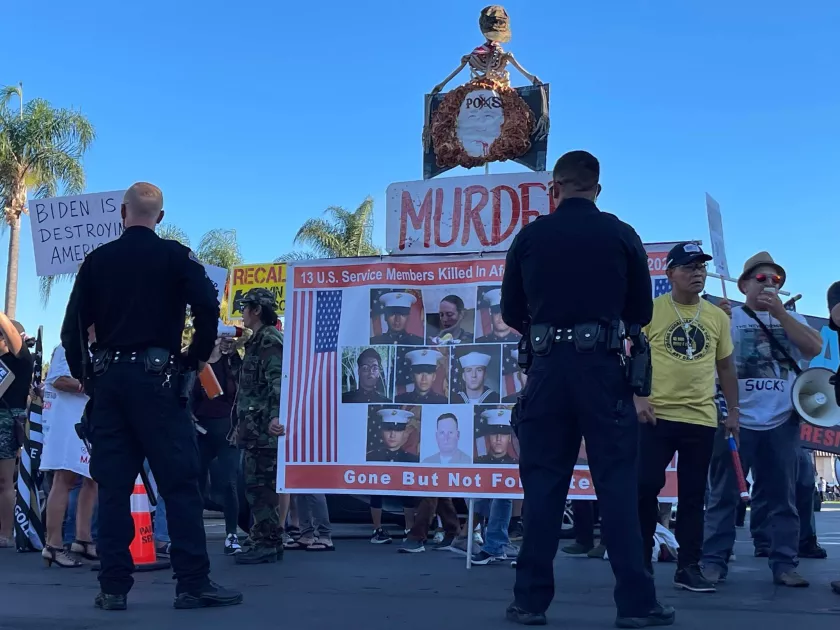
[232,288,285,565]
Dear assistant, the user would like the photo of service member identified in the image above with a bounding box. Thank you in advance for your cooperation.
[421,410,473,464]
[341,346,394,403]
[473,406,519,465]
[369,289,425,345]
[365,406,421,463]
[475,286,522,343]
[394,347,449,404]
[424,290,476,346]
[450,345,501,404]
[501,346,527,403]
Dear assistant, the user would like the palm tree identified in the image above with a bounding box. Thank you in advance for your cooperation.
[156,223,191,247]
[0,83,95,315]
[276,196,380,262]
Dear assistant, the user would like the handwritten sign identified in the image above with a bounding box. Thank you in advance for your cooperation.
[385,172,555,254]
[0,358,14,398]
[227,263,287,320]
[29,191,126,276]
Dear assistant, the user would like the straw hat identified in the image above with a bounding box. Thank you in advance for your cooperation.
[737,252,786,293]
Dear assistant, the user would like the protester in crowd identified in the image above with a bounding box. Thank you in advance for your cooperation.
[0,313,33,548]
[826,282,840,594]
[471,498,519,564]
[40,341,98,567]
[369,496,417,544]
[232,288,285,565]
[399,496,459,553]
[635,243,739,593]
[285,495,334,551]
[702,253,822,588]
[508,500,524,542]
[189,336,243,556]
[562,501,604,558]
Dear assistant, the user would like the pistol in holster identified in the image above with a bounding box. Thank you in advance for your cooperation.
[626,324,652,397]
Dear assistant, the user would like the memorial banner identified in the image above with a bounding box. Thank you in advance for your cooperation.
[277,252,679,499]
[227,263,287,320]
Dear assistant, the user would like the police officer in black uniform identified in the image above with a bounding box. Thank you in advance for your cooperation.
[500,152,674,627]
[60,183,242,612]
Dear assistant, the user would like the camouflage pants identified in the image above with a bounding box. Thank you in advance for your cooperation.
[243,447,281,548]
[0,407,24,460]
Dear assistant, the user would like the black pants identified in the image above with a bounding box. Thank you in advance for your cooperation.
[513,345,656,618]
[197,417,240,536]
[89,363,209,595]
[638,419,715,570]
[572,500,600,548]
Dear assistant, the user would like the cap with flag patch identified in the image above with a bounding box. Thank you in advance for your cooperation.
[666,242,712,269]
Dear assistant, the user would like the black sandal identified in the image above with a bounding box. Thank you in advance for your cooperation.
[42,545,83,568]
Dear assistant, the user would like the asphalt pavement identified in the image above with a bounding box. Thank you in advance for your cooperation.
[2,508,840,630]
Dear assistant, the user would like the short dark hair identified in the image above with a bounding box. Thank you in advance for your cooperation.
[440,295,465,312]
[357,348,382,366]
[552,150,600,192]
[437,413,458,427]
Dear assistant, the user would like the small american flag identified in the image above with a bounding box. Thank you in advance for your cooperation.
[654,278,672,297]
[286,290,342,463]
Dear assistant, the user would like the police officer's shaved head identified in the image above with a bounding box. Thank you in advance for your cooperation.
[552,151,601,201]
[122,182,165,228]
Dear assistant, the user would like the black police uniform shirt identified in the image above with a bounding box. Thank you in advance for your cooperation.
[828,282,840,333]
[395,389,448,404]
[342,388,390,403]
[60,226,220,379]
[500,197,653,331]
[453,387,500,404]
[370,330,425,345]
[366,447,419,463]
[0,346,34,409]
[475,452,518,464]
[476,330,521,343]
[501,392,519,404]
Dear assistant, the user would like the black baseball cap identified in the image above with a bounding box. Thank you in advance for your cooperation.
[666,242,713,269]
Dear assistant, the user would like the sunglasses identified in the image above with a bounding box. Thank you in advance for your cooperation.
[753,273,782,285]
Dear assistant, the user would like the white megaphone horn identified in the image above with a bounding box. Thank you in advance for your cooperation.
[791,367,840,429]
[217,321,245,338]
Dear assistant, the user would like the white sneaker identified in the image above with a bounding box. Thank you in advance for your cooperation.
[224,533,242,555]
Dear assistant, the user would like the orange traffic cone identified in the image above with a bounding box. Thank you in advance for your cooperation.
[130,475,170,572]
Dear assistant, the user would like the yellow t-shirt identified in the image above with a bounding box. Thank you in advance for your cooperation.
[643,294,734,427]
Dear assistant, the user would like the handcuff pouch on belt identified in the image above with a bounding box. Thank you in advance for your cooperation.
[529,324,555,357]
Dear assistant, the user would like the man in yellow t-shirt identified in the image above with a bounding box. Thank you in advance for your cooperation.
[634,242,739,594]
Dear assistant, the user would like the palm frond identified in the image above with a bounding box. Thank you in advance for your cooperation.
[156,223,191,246]
[274,251,316,262]
[39,273,75,306]
[197,228,242,268]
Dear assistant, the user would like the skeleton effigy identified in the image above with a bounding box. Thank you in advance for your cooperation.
[422,5,550,178]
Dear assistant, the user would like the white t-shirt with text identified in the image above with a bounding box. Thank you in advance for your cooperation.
[731,306,809,431]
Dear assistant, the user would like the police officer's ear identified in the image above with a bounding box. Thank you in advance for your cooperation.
[156,209,165,225]
[594,183,602,201]
[121,203,127,222]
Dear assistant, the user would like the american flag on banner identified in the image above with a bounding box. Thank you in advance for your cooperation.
[285,290,342,463]
[654,278,672,297]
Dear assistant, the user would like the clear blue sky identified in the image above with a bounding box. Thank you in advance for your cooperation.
[3,0,839,353]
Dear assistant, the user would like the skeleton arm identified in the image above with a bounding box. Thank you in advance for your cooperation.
[505,52,549,141]
[431,55,471,95]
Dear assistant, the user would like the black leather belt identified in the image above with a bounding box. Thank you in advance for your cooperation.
[553,327,608,343]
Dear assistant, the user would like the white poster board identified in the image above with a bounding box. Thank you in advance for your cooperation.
[705,193,730,278]
[29,191,126,276]
[386,172,553,254]
[277,250,679,500]
[203,264,228,307]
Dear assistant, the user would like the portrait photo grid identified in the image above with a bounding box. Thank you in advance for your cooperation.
[338,284,526,466]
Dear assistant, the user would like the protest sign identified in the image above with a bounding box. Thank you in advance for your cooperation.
[705,193,731,280]
[227,263,287,320]
[386,172,554,254]
[277,252,678,499]
[29,191,125,276]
